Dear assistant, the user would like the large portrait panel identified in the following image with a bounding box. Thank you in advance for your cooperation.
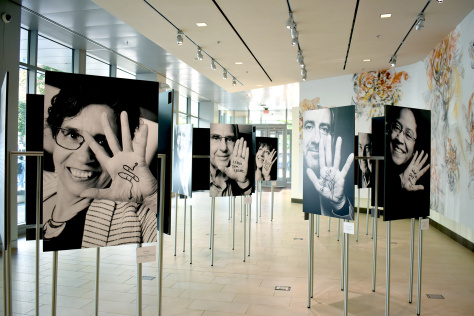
[303,105,355,220]
[172,124,193,197]
[384,105,431,221]
[209,123,255,197]
[42,72,159,251]
[255,137,278,182]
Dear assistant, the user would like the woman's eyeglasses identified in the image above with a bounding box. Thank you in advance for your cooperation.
[54,127,111,153]
[391,122,416,142]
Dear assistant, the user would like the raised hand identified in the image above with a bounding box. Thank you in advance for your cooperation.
[262,149,277,180]
[225,137,249,184]
[80,111,158,203]
[399,150,430,191]
[306,135,354,211]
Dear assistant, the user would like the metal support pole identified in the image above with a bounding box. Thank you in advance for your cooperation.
[409,218,415,303]
[137,243,142,316]
[183,197,186,252]
[372,160,379,292]
[232,197,236,250]
[337,219,341,241]
[174,194,178,256]
[307,214,314,308]
[211,197,215,266]
[343,220,349,316]
[356,187,360,242]
[189,205,193,264]
[248,204,251,256]
[209,198,213,249]
[240,196,243,222]
[366,188,370,235]
[52,251,58,316]
[271,184,274,221]
[157,154,166,316]
[228,196,231,220]
[341,222,345,291]
[328,217,331,231]
[417,217,423,315]
[316,215,320,237]
[95,248,100,316]
[256,182,259,223]
[259,181,262,218]
[243,203,247,262]
[386,221,391,316]
[35,156,42,316]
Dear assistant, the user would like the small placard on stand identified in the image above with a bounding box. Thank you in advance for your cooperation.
[420,219,429,230]
[136,246,156,263]
[343,222,355,235]
[245,196,252,204]
[272,181,277,187]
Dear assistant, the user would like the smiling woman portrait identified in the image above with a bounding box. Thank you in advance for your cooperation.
[384,105,431,221]
[42,72,159,251]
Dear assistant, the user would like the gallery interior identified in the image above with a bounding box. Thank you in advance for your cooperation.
[1,0,474,315]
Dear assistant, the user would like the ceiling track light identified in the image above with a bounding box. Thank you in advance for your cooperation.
[196,47,203,60]
[211,59,216,70]
[223,69,227,80]
[286,12,295,29]
[232,77,236,86]
[177,30,183,45]
[389,55,397,67]
[437,0,443,3]
[415,13,425,31]
[290,26,298,39]
[301,67,307,81]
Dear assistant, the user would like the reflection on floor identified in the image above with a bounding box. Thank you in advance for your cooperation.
[2,188,474,315]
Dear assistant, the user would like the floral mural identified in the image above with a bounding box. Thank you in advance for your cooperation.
[424,27,474,215]
[352,69,409,122]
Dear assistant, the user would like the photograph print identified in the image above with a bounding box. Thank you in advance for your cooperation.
[42,72,159,251]
[210,123,255,197]
[303,105,355,220]
[358,132,373,189]
[172,124,193,197]
[255,137,278,181]
[384,105,431,221]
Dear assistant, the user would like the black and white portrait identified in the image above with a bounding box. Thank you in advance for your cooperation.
[255,137,278,181]
[42,72,159,251]
[209,123,254,197]
[358,132,373,188]
[384,105,430,221]
[172,124,192,197]
[303,106,355,220]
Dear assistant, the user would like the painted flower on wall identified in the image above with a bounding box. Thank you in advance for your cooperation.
[352,69,409,121]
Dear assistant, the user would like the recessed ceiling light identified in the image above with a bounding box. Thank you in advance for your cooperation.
[380,13,391,18]
[363,59,371,62]
[256,85,263,87]
[235,62,243,65]
[196,22,207,27]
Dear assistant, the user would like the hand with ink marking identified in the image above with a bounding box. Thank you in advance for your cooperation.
[225,137,249,185]
[262,149,277,181]
[306,135,354,211]
[399,150,430,191]
[80,111,158,202]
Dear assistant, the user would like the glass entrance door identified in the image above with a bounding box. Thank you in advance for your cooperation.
[254,124,290,187]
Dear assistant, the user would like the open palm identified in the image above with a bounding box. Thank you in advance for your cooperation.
[225,137,249,184]
[80,111,158,203]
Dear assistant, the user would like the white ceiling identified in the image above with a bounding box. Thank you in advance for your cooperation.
[19,0,474,111]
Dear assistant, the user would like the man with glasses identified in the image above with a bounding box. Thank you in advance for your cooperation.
[209,123,252,197]
[303,107,354,219]
[384,106,430,221]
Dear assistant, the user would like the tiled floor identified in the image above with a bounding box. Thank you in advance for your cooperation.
[2,187,474,315]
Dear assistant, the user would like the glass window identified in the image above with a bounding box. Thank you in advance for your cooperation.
[36,71,45,95]
[86,55,110,77]
[191,99,199,117]
[117,68,135,79]
[178,113,187,125]
[19,28,29,64]
[37,35,73,73]
[179,94,187,114]
[191,117,199,127]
